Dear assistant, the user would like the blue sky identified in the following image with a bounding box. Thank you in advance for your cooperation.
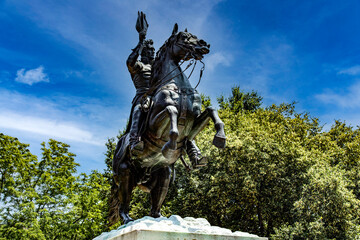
[1,0,360,173]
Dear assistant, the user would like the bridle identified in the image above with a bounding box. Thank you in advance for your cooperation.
[173,35,206,89]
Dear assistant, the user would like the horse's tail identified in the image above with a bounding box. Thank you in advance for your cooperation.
[108,134,129,226]
[108,176,120,226]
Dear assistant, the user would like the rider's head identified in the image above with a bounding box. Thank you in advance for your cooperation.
[141,39,155,64]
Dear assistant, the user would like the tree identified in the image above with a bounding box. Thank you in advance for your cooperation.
[0,134,44,239]
[217,86,263,113]
[0,136,110,239]
[326,121,360,200]
[273,163,360,239]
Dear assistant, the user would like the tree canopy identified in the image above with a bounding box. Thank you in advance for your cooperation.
[0,136,109,239]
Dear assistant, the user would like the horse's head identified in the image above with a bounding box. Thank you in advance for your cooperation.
[168,23,210,61]
[151,24,211,86]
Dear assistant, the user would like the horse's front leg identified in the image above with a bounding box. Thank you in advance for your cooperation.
[189,107,226,148]
[149,105,179,158]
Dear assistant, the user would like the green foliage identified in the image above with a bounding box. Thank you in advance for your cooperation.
[200,94,212,111]
[0,134,43,239]
[217,86,263,112]
[325,121,360,200]
[0,136,110,239]
[273,163,360,239]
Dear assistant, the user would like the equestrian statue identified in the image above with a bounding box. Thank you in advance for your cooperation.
[109,12,226,225]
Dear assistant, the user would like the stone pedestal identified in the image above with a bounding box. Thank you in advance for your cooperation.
[94,215,267,240]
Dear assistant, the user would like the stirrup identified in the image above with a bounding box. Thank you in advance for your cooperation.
[186,146,207,169]
[192,155,208,169]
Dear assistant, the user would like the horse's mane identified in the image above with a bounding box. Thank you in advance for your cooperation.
[150,34,177,87]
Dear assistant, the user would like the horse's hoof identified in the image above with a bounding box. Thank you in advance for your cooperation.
[123,218,134,225]
[150,211,162,218]
[162,140,177,158]
[213,135,226,148]
[162,145,176,159]
[120,212,134,225]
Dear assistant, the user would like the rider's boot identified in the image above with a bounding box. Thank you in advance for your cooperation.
[186,140,207,169]
[129,105,144,154]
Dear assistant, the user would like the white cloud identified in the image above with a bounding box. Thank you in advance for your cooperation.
[15,66,49,85]
[205,52,232,72]
[315,81,360,108]
[0,89,129,148]
[0,89,130,172]
[337,65,360,76]
[0,112,102,146]
[0,88,133,174]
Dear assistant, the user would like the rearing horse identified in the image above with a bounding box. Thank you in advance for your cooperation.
[109,23,226,225]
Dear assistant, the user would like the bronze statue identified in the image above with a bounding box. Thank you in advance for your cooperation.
[109,12,226,225]
[126,12,206,167]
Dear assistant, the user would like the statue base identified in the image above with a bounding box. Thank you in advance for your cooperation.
[94,215,267,240]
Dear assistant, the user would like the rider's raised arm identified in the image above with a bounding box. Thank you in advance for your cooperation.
[126,41,143,73]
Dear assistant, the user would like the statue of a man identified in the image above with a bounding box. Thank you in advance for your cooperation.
[126,12,206,167]
[126,37,154,151]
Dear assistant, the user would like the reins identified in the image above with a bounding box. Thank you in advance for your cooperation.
[194,60,205,89]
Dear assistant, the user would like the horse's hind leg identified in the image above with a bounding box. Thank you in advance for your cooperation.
[116,162,135,224]
[150,105,179,158]
[189,107,226,148]
[149,166,171,218]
